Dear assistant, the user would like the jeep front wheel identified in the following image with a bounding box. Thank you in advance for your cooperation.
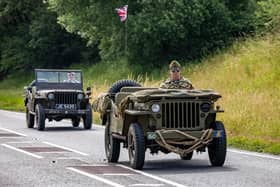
[35,104,45,131]
[128,123,145,170]
[83,103,92,129]
[26,107,34,128]
[208,121,227,166]
[104,118,120,162]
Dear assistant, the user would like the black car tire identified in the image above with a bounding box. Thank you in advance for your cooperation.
[208,121,227,166]
[180,151,193,160]
[26,107,34,128]
[72,117,80,127]
[35,104,45,131]
[128,123,145,170]
[104,118,120,163]
[83,103,92,129]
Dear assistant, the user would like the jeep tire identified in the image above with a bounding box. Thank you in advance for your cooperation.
[26,107,34,128]
[104,118,120,163]
[180,151,193,160]
[83,103,92,129]
[208,121,227,166]
[35,104,45,131]
[108,79,141,94]
[128,123,145,170]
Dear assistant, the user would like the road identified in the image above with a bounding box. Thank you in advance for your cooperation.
[0,110,279,187]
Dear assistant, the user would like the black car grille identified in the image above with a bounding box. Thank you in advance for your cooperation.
[54,92,77,104]
[162,102,200,129]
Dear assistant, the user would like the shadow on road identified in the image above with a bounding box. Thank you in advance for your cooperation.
[43,126,94,132]
[119,159,237,174]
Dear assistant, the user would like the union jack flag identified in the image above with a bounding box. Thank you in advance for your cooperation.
[116,5,128,22]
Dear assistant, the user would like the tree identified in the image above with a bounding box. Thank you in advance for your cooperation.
[48,0,259,71]
[0,0,98,79]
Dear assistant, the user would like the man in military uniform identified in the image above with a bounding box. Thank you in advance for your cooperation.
[160,60,194,89]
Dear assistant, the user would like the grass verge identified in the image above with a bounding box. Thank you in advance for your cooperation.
[0,34,279,154]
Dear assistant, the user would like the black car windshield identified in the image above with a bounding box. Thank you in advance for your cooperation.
[36,71,82,84]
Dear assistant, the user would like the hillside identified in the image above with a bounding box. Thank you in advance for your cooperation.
[0,33,279,154]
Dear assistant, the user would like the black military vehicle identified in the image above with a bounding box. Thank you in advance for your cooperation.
[24,69,92,131]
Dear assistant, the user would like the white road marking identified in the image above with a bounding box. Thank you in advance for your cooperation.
[118,165,187,187]
[129,184,164,187]
[6,141,34,144]
[0,127,27,137]
[0,137,24,139]
[103,173,133,176]
[43,141,89,156]
[228,149,280,161]
[1,143,43,159]
[67,167,125,187]
[55,157,83,160]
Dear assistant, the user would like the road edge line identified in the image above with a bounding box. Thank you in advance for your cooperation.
[0,127,27,137]
[1,143,43,159]
[43,141,89,156]
[117,164,187,187]
[228,148,280,161]
[67,167,125,187]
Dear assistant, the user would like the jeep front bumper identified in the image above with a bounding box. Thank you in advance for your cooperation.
[44,109,89,115]
[146,129,224,141]
[148,129,224,156]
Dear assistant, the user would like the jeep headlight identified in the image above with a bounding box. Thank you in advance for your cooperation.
[200,102,211,112]
[151,104,160,113]
[77,93,84,100]
[48,93,54,100]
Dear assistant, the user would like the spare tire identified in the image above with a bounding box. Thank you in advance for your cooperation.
[108,79,141,94]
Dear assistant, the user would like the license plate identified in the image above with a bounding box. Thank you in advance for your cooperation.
[147,132,157,140]
[55,104,76,110]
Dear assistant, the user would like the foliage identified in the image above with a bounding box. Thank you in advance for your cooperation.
[48,0,259,71]
[0,0,99,79]
[257,0,280,32]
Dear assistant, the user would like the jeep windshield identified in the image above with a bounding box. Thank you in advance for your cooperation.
[36,70,82,84]
[34,69,83,90]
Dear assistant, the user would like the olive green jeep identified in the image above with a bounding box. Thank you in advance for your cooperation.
[24,69,92,131]
[94,80,226,170]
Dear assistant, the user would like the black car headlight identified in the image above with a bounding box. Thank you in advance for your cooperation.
[200,102,211,112]
[77,93,84,100]
[48,93,55,100]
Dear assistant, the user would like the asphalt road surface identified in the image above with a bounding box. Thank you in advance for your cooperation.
[0,109,279,187]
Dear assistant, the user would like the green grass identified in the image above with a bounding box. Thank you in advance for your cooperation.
[0,89,24,112]
[0,72,32,112]
[0,33,279,154]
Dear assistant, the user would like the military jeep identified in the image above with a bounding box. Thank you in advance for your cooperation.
[24,69,92,131]
[94,79,226,170]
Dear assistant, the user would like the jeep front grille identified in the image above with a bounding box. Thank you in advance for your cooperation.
[54,92,77,104]
[162,102,200,129]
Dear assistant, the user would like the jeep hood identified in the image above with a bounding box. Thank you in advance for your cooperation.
[36,90,84,96]
[129,89,221,101]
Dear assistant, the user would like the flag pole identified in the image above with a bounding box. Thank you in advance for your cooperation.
[125,3,129,57]
[125,16,127,56]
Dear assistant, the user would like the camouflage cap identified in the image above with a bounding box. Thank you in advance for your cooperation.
[169,60,181,69]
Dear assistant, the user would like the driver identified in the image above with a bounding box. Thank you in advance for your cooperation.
[160,60,194,89]
[64,72,79,83]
